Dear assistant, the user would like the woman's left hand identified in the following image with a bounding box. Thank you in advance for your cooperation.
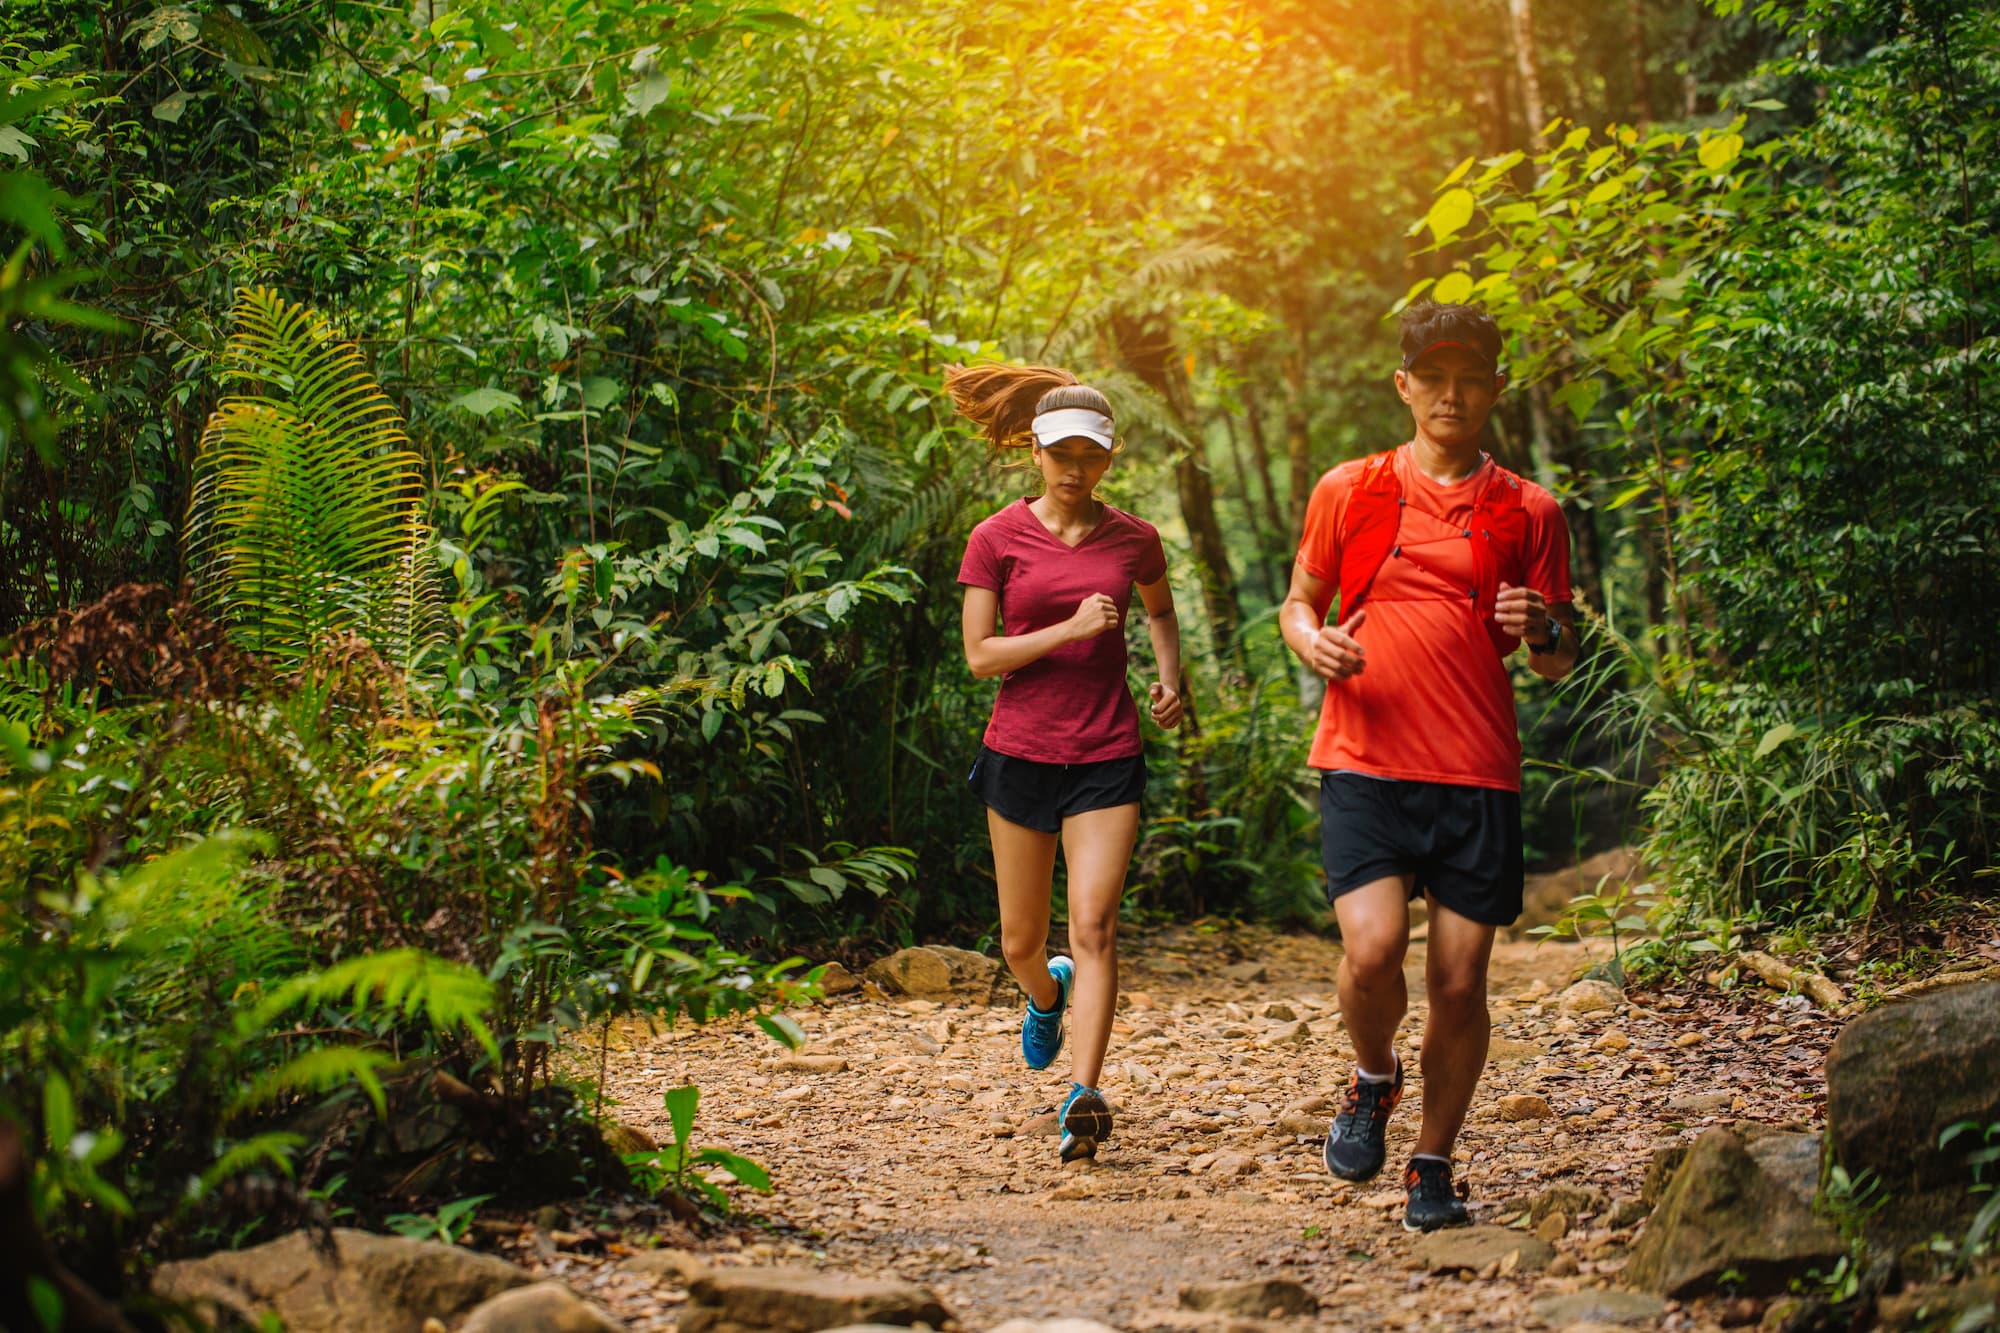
[1148,681,1183,730]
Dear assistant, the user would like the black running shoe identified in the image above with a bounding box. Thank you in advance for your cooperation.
[1322,1061,1405,1181]
[1402,1157,1471,1232]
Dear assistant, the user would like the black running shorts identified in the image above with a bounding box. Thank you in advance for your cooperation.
[968,745,1146,834]
[1319,772,1524,926]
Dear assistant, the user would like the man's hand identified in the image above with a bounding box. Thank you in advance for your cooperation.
[1065,593,1121,641]
[1308,608,1368,681]
[1148,681,1183,729]
[1495,583,1551,645]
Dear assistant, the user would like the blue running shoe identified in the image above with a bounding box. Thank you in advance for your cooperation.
[1021,956,1074,1070]
[1058,1083,1113,1162]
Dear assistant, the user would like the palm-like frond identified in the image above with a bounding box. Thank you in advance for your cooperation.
[187,288,439,664]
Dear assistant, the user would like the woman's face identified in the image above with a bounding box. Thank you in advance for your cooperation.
[1034,438,1113,500]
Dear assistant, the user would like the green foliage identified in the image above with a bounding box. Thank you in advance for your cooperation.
[623,1084,771,1210]
[187,288,439,663]
[1528,881,1653,985]
[1938,1120,2000,1272]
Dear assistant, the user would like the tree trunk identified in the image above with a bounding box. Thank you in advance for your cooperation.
[1627,0,1654,125]
[1508,0,1548,147]
[1110,311,1243,662]
[1241,380,1293,588]
[1283,339,1313,533]
[1221,412,1280,606]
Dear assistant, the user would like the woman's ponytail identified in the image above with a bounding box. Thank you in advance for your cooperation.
[944,363,1113,451]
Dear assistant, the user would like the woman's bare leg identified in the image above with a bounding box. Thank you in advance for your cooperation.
[989,807,1061,1010]
[1058,802,1140,1089]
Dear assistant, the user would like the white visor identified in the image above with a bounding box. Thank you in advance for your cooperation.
[1031,407,1116,450]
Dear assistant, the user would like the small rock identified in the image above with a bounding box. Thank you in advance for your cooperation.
[816,961,862,996]
[1122,990,1155,1009]
[1593,1031,1632,1052]
[1221,962,1268,984]
[1608,1195,1650,1228]
[1668,1092,1732,1115]
[1673,1031,1704,1048]
[1532,1184,1609,1223]
[1548,1253,1581,1277]
[1559,979,1624,1014]
[1179,1279,1318,1318]
[990,1321,1125,1333]
[1262,1003,1297,1021]
[905,1032,942,1056]
[1257,1020,1310,1048]
[1530,1291,1666,1327]
[1276,1113,1323,1137]
[461,1283,627,1333]
[1534,1211,1568,1242]
[1409,1225,1555,1274]
[779,1055,849,1075]
[1497,1094,1553,1121]
[681,1269,950,1333]
[1210,1152,1257,1177]
[1020,1112,1059,1137]
[621,1249,709,1283]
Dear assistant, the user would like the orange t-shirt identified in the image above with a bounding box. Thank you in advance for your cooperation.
[1295,446,1573,791]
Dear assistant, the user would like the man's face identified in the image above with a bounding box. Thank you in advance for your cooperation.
[1394,346,1506,447]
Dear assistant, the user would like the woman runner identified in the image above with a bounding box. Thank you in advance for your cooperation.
[947,363,1184,1163]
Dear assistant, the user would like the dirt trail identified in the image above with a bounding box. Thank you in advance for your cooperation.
[594,921,1839,1333]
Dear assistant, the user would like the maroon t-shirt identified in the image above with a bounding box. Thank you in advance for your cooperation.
[957,499,1168,764]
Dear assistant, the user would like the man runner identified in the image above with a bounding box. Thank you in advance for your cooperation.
[1279,300,1578,1232]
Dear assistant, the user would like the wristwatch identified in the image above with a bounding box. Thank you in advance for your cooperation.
[1525,623,1563,655]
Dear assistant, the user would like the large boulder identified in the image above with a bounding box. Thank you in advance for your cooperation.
[1825,981,2000,1237]
[151,1228,532,1332]
[1409,1225,1555,1275]
[863,947,1002,1001]
[1625,1127,1844,1298]
[680,1268,951,1333]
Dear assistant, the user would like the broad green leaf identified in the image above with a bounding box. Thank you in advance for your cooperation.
[1424,189,1476,243]
[697,1148,772,1191]
[1698,133,1743,171]
[1754,723,1799,760]
[1605,480,1652,511]
[1432,271,1475,304]
[754,1013,804,1049]
[448,387,522,416]
[663,1084,699,1150]
[153,92,192,122]
[1550,378,1603,423]
[626,73,673,117]
[1438,156,1475,188]
[1584,180,1624,207]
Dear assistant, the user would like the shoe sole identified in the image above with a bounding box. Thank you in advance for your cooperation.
[1061,1091,1114,1143]
[1059,1133,1097,1163]
[1401,1214,1472,1233]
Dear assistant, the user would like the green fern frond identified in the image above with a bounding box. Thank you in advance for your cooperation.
[229,1045,394,1119]
[187,288,441,664]
[195,1132,307,1196]
[250,948,500,1066]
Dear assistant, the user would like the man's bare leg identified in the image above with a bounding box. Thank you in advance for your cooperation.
[1412,892,1497,1158]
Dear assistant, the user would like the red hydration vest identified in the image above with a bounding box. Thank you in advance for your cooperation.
[1337,448,1530,657]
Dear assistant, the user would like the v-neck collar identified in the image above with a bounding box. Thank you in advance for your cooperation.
[1019,496,1111,551]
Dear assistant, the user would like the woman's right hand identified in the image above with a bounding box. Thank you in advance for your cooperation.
[1065,592,1121,641]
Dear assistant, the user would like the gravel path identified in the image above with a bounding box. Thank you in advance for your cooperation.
[588,920,1839,1333]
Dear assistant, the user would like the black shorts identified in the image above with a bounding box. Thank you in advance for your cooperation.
[1319,772,1523,926]
[968,745,1146,834]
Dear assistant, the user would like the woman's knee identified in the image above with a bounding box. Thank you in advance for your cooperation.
[1000,924,1049,968]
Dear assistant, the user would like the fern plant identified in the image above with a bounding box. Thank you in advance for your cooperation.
[186,287,439,664]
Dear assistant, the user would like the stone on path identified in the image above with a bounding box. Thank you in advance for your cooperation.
[151,1228,532,1332]
[1530,1290,1666,1327]
[1220,961,1267,984]
[990,1321,1125,1333]
[1824,981,2000,1235]
[1256,1020,1310,1048]
[863,946,1001,1000]
[681,1268,951,1333]
[1496,1094,1553,1121]
[1625,1127,1844,1297]
[1557,979,1624,1014]
[817,961,862,996]
[460,1282,627,1332]
[1410,1225,1555,1274]
[1531,1184,1607,1223]
[780,1054,849,1074]
[621,1249,709,1283]
[1179,1278,1319,1317]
